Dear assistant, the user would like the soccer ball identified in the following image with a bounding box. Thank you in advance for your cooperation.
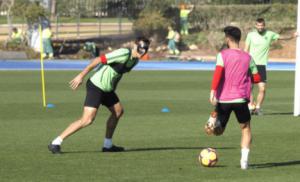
[199,148,218,167]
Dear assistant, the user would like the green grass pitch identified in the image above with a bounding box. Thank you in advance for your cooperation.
[0,70,299,182]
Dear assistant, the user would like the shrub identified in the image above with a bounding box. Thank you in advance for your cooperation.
[133,10,171,40]
[132,0,178,41]
[189,4,296,33]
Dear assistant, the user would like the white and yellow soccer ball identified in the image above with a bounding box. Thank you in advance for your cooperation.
[199,148,218,167]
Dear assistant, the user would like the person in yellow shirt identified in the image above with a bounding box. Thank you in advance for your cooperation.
[167,26,180,55]
[42,27,54,59]
[180,4,194,35]
[11,27,23,44]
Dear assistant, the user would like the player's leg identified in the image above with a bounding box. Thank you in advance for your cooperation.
[255,82,266,115]
[102,92,125,152]
[106,102,124,138]
[180,19,185,34]
[60,107,98,140]
[233,102,252,169]
[215,103,232,135]
[254,65,267,115]
[168,40,176,55]
[248,85,256,114]
[48,79,102,154]
[174,42,180,55]
[102,102,124,152]
[182,19,189,35]
[240,122,251,170]
[240,122,251,149]
[48,107,98,154]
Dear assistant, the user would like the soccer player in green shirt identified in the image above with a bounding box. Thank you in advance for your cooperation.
[244,18,296,115]
[48,37,150,153]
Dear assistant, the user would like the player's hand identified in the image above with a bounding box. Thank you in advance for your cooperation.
[293,32,298,38]
[69,75,83,90]
[209,90,217,106]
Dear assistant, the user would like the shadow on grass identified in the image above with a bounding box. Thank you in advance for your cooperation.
[263,112,293,116]
[62,146,236,154]
[250,160,300,169]
[62,150,100,154]
[211,165,226,168]
[125,146,235,152]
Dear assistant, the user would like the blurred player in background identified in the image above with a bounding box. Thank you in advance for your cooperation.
[48,37,150,153]
[11,27,23,44]
[167,26,180,55]
[245,18,297,115]
[180,4,194,35]
[210,26,260,169]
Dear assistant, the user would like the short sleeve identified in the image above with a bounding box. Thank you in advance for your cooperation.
[271,31,280,41]
[105,48,130,64]
[216,53,224,67]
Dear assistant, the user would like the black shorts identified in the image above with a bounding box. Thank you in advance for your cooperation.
[216,102,251,128]
[84,79,119,108]
[257,65,267,82]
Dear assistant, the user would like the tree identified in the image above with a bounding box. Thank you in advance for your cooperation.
[132,0,178,41]
[1,0,15,38]
[12,1,48,25]
[50,0,56,21]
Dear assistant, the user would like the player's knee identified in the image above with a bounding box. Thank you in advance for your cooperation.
[80,117,95,127]
[259,85,266,92]
[114,108,124,119]
[214,126,225,136]
[240,122,250,130]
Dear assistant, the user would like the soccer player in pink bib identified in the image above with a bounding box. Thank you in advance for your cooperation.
[210,26,261,169]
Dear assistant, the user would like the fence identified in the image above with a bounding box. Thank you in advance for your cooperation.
[0,21,133,41]
[0,0,297,41]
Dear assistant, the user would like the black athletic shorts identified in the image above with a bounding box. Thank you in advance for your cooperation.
[257,65,267,82]
[216,102,251,128]
[84,79,119,108]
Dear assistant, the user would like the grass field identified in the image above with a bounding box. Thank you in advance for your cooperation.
[0,70,299,182]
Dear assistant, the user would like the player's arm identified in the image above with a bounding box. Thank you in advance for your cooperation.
[244,44,250,52]
[188,4,194,11]
[244,34,250,52]
[249,57,261,84]
[70,48,127,90]
[210,53,224,105]
[69,57,102,90]
[278,32,297,41]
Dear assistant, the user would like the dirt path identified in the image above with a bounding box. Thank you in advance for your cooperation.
[175,39,296,62]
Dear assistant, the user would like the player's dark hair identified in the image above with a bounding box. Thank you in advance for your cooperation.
[223,26,241,42]
[135,36,150,56]
[256,18,265,24]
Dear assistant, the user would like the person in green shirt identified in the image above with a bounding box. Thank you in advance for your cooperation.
[11,27,23,44]
[48,37,150,153]
[244,18,297,115]
[42,27,54,59]
[180,4,194,35]
[167,26,180,55]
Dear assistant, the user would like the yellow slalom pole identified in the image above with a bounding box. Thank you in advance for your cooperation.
[39,25,47,107]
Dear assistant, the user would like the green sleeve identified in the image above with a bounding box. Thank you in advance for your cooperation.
[245,33,251,46]
[271,31,280,41]
[216,53,224,67]
[105,48,130,64]
[249,57,258,74]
